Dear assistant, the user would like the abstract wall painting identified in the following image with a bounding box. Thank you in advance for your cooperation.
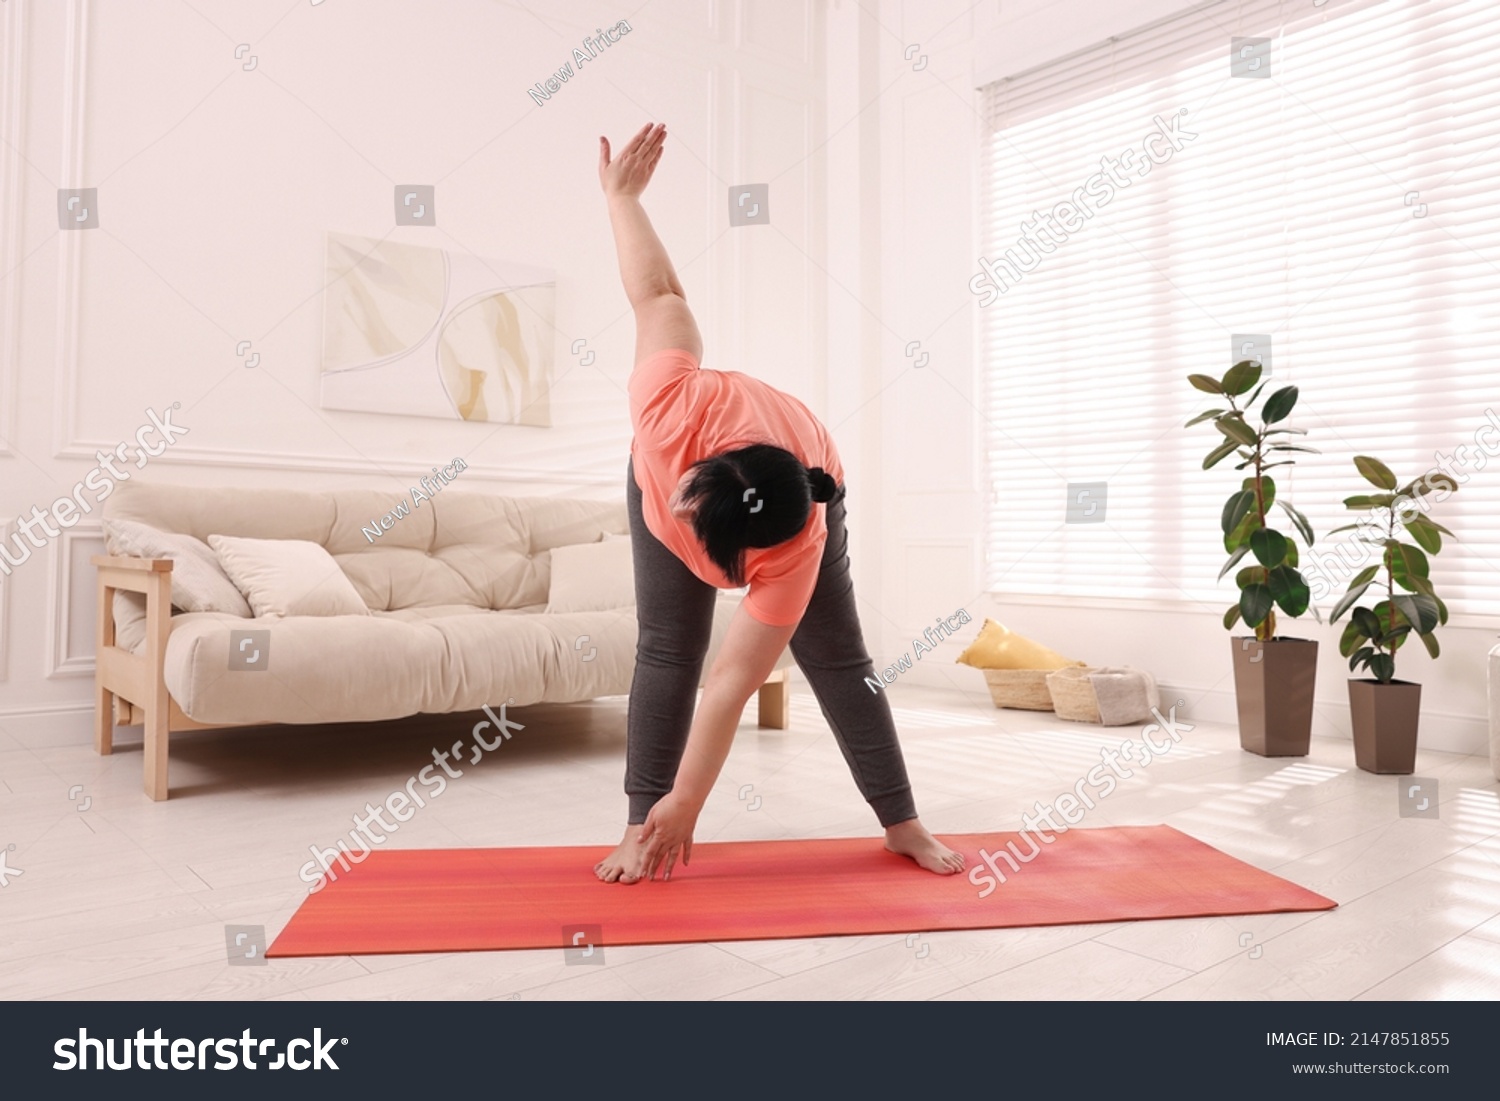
[320,231,556,425]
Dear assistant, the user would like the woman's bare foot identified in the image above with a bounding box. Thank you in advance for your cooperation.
[884,818,965,875]
[594,823,648,883]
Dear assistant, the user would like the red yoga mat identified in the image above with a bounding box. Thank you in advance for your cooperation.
[268,825,1334,957]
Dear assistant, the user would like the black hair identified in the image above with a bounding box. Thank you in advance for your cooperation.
[678,444,837,585]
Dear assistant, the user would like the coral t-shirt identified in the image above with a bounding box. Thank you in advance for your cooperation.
[629,348,843,627]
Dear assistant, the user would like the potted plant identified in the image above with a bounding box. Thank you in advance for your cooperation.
[1327,456,1457,774]
[1186,360,1321,756]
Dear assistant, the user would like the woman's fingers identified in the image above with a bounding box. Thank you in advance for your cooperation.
[605,124,665,193]
[633,124,666,165]
[598,124,665,196]
[642,840,687,881]
[621,121,654,157]
[632,131,665,187]
[648,127,666,161]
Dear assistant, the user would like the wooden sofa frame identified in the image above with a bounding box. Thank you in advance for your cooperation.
[92,555,793,800]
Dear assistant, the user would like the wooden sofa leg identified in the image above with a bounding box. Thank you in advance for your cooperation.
[94,577,115,755]
[144,707,169,802]
[95,686,114,756]
[142,567,172,801]
[758,670,790,730]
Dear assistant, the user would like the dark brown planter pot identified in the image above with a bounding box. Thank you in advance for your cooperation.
[1348,679,1421,774]
[1231,636,1318,757]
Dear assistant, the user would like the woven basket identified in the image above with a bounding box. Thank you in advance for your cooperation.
[1046,666,1103,724]
[982,669,1055,711]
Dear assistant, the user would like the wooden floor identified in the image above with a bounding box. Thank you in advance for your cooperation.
[2,684,1498,1001]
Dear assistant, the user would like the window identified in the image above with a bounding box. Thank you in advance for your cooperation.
[978,0,1500,617]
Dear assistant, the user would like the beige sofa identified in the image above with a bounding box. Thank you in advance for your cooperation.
[93,482,792,800]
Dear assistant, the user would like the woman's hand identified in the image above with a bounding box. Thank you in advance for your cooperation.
[638,792,699,881]
[599,122,666,200]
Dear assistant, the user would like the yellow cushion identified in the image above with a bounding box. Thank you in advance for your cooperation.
[955,619,1085,671]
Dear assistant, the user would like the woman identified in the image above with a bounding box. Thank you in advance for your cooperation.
[594,123,963,883]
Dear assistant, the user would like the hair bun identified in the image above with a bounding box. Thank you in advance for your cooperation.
[807,466,837,504]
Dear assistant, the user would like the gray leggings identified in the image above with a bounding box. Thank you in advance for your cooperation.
[625,459,918,827]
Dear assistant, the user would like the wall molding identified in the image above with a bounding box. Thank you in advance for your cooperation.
[725,70,817,396]
[52,439,624,487]
[45,522,102,680]
[735,0,813,69]
[0,701,92,718]
[0,0,28,458]
[51,0,89,460]
[0,518,14,682]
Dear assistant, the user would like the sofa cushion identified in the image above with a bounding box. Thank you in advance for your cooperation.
[209,535,371,618]
[547,537,635,613]
[955,618,1082,671]
[102,518,252,616]
[160,597,777,726]
[104,482,629,613]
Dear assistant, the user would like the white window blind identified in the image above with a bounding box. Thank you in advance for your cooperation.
[978,0,1500,617]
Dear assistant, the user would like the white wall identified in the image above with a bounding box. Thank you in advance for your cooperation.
[0,0,826,724]
[837,0,1496,756]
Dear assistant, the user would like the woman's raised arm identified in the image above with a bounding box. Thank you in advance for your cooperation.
[600,123,702,364]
